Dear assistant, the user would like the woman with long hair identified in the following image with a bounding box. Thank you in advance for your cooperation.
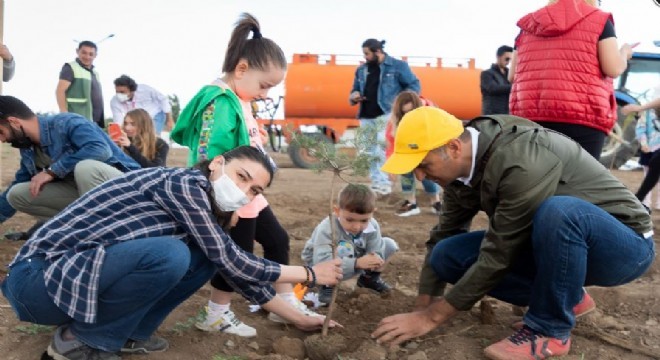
[114,108,169,167]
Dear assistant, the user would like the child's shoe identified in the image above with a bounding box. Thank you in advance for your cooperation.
[195,307,257,337]
[484,325,570,360]
[318,286,334,307]
[396,200,421,217]
[357,271,392,293]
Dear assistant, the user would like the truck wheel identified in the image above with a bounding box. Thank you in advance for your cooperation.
[599,105,640,169]
[288,133,333,169]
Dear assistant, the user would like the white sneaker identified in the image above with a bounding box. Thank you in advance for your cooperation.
[195,308,257,337]
[268,298,323,324]
[370,184,392,196]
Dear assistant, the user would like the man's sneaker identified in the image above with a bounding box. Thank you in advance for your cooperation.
[318,286,334,307]
[195,308,257,337]
[484,325,571,360]
[431,201,442,215]
[47,325,121,360]
[511,291,596,330]
[268,297,323,324]
[396,201,421,217]
[120,336,169,354]
[357,271,392,293]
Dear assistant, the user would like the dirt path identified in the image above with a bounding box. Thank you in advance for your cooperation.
[0,146,658,359]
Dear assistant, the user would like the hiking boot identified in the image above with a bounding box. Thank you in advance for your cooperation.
[357,271,392,293]
[4,220,46,241]
[268,297,323,324]
[431,201,442,215]
[195,308,257,337]
[47,325,121,360]
[318,286,334,307]
[484,325,571,360]
[396,200,420,217]
[120,336,169,354]
[511,290,596,330]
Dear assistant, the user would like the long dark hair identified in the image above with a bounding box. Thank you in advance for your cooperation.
[193,146,275,229]
[222,13,287,74]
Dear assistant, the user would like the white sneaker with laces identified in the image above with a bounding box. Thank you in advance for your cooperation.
[195,308,257,337]
[268,298,323,324]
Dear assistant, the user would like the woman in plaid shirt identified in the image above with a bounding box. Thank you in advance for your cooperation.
[1,146,342,360]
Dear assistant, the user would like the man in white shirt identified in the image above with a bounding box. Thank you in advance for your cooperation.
[110,75,174,134]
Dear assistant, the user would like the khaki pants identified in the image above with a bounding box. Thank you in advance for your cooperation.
[7,160,123,220]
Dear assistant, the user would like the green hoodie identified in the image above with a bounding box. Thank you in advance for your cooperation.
[171,85,250,166]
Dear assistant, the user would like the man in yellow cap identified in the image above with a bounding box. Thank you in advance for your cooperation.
[371,107,654,360]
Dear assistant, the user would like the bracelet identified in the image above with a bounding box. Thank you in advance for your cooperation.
[304,265,317,288]
[303,266,311,286]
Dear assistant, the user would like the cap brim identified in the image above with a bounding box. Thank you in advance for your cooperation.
[381,151,428,175]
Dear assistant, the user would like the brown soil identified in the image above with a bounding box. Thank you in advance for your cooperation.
[0,145,658,360]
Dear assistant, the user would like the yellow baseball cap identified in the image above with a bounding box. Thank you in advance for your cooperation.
[381,106,464,174]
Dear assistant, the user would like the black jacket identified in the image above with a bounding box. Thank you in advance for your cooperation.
[480,64,511,115]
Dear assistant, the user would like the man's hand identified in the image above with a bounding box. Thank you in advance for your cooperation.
[350,91,365,105]
[372,298,458,347]
[356,252,384,270]
[0,44,13,62]
[30,171,55,197]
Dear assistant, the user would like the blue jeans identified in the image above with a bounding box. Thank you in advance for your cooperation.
[430,196,655,340]
[1,237,215,351]
[360,115,391,187]
[153,111,166,135]
[400,172,440,195]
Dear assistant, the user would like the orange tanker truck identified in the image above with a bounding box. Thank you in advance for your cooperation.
[254,53,483,168]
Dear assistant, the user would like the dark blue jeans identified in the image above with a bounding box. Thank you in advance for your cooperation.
[430,196,655,339]
[1,237,216,351]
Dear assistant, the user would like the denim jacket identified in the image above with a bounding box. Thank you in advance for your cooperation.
[350,55,421,116]
[0,113,141,222]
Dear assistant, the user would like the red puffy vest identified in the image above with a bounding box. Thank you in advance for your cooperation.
[509,1,616,134]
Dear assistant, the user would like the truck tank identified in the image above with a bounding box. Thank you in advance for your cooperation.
[285,53,482,120]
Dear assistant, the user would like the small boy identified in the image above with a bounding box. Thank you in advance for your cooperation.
[301,183,398,305]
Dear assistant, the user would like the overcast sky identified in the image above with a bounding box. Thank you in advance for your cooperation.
[2,0,659,115]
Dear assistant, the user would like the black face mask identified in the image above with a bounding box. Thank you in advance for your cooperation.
[9,126,34,149]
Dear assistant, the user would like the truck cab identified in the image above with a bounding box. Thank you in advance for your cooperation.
[600,47,660,168]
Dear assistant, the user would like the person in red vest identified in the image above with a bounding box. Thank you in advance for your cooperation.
[508,0,636,160]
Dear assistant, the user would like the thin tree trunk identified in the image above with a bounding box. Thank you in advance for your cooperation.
[322,172,340,336]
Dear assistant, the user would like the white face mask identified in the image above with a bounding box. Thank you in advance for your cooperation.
[212,162,250,211]
[116,93,130,103]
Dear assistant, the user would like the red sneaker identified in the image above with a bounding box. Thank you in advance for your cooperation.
[511,290,596,330]
[572,291,596,317]
[484,326,571,360]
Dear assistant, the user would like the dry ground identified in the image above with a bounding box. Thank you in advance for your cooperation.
[0,145,658,360]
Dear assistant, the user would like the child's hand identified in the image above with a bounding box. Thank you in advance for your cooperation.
[357,253,384,270]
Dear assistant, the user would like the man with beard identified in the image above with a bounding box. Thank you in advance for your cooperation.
[0,96,140,239]
[349,38,420,196]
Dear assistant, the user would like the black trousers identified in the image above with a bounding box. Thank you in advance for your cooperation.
[536,121,606,161]
[636,150,660,202]
[210,205,290,291]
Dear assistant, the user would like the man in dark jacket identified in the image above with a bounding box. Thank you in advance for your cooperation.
[372,107,654,360]
[480,45,513,115]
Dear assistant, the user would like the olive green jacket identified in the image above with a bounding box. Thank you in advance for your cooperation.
[419,115,652,311]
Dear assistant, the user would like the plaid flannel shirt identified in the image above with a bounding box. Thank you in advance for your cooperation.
[9,167,281,323]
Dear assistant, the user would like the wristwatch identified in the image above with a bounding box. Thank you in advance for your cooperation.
[43,167,57,178]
